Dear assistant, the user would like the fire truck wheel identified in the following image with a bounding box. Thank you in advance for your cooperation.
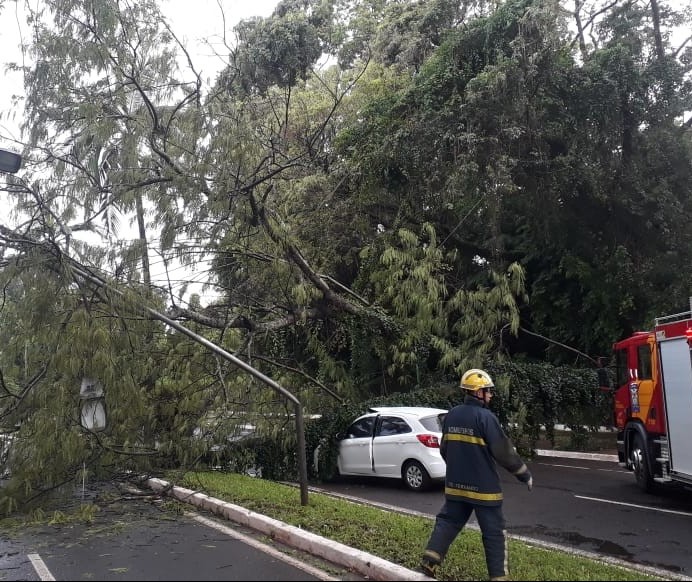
[631,433,654,493]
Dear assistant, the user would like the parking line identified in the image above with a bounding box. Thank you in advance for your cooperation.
[28,553,55,581]
[187,512,339,581]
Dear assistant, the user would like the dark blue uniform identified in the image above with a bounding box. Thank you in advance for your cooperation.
[422,395,532,580]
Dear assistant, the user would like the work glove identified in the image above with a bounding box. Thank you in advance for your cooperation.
[517,469,533,491]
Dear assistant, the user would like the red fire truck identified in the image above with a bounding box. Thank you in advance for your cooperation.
[605,306,692,492]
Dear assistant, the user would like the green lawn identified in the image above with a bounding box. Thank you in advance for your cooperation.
[171,471,661,581]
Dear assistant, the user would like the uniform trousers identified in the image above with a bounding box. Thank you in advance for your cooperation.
[424,498,508,579]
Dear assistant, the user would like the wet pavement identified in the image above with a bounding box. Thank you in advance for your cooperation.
[0,481,369,581]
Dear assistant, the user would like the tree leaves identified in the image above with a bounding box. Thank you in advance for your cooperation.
[1,0,690,507]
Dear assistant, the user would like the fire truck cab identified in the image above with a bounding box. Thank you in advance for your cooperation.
[609,308,692,492]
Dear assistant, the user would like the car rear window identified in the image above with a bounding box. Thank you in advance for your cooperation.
[420,413,445,432]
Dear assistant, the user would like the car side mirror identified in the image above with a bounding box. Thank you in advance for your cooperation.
[334,432,344,441]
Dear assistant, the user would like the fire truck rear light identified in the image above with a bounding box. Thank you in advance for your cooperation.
[686,328,692,345]
[416,434,440,448]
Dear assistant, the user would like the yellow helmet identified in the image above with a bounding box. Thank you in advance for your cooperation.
[460,368,494,392]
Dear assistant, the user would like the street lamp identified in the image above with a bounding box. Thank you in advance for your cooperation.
[80,377,107,431]
[0,148,22,174]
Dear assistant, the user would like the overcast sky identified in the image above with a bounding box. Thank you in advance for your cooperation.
[0,0,280,304]
[0,0,279,149]
[2,0,691,147]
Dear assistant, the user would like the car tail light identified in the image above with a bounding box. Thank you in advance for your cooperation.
[416,434,440,448]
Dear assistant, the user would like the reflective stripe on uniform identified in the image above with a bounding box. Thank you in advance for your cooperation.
[445,486,503,501]
[444,433,487,446]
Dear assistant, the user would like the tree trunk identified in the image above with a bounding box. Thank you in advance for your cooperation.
[650,0,665,62]
[573,0,588,61]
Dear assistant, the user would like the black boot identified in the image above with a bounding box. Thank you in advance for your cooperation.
[420,550,442,578]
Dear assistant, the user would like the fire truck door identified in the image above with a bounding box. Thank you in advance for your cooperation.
[658,336,692,479]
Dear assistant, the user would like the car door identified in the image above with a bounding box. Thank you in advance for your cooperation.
[338,415,376,474]
[372,415,413,478]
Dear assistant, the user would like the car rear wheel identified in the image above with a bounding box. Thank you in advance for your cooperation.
[402,460,431,492]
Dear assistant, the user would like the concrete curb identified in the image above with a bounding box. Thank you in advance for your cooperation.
[146,478,432,582]
[535,449,618,462]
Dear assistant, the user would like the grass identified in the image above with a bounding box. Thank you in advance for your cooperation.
[172,471,660,581]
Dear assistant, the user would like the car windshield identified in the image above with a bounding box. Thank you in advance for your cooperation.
[419,413,446,432]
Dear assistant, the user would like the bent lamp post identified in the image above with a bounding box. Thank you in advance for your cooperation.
[0,148,22,174]
[69,264,310,506]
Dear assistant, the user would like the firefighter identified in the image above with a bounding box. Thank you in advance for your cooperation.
[420,368,533,581]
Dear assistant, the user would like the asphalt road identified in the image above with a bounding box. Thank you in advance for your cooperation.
[0,482,367,582]
[311,453,692,579]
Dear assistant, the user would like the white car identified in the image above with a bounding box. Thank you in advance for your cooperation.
[336,406,448,492]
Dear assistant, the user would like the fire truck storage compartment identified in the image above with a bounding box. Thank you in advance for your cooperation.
[658,335,692,480]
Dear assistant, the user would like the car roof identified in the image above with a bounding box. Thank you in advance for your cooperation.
[367,406,447,417]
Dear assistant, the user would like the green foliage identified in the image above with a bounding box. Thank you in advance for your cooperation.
[0,263,212,512]
[230,0,328,94]
[333,0,692,363]
[486,360,612,455]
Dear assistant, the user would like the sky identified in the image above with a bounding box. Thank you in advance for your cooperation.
[0,0,280,147]
[2,0,690,144]
[0,0,280,304]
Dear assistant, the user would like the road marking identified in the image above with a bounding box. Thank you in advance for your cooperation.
[187,512,339,581]
[537,462,624,473]
[539,462,589,470]
[28,553,55,581]
[575,495,692,517]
